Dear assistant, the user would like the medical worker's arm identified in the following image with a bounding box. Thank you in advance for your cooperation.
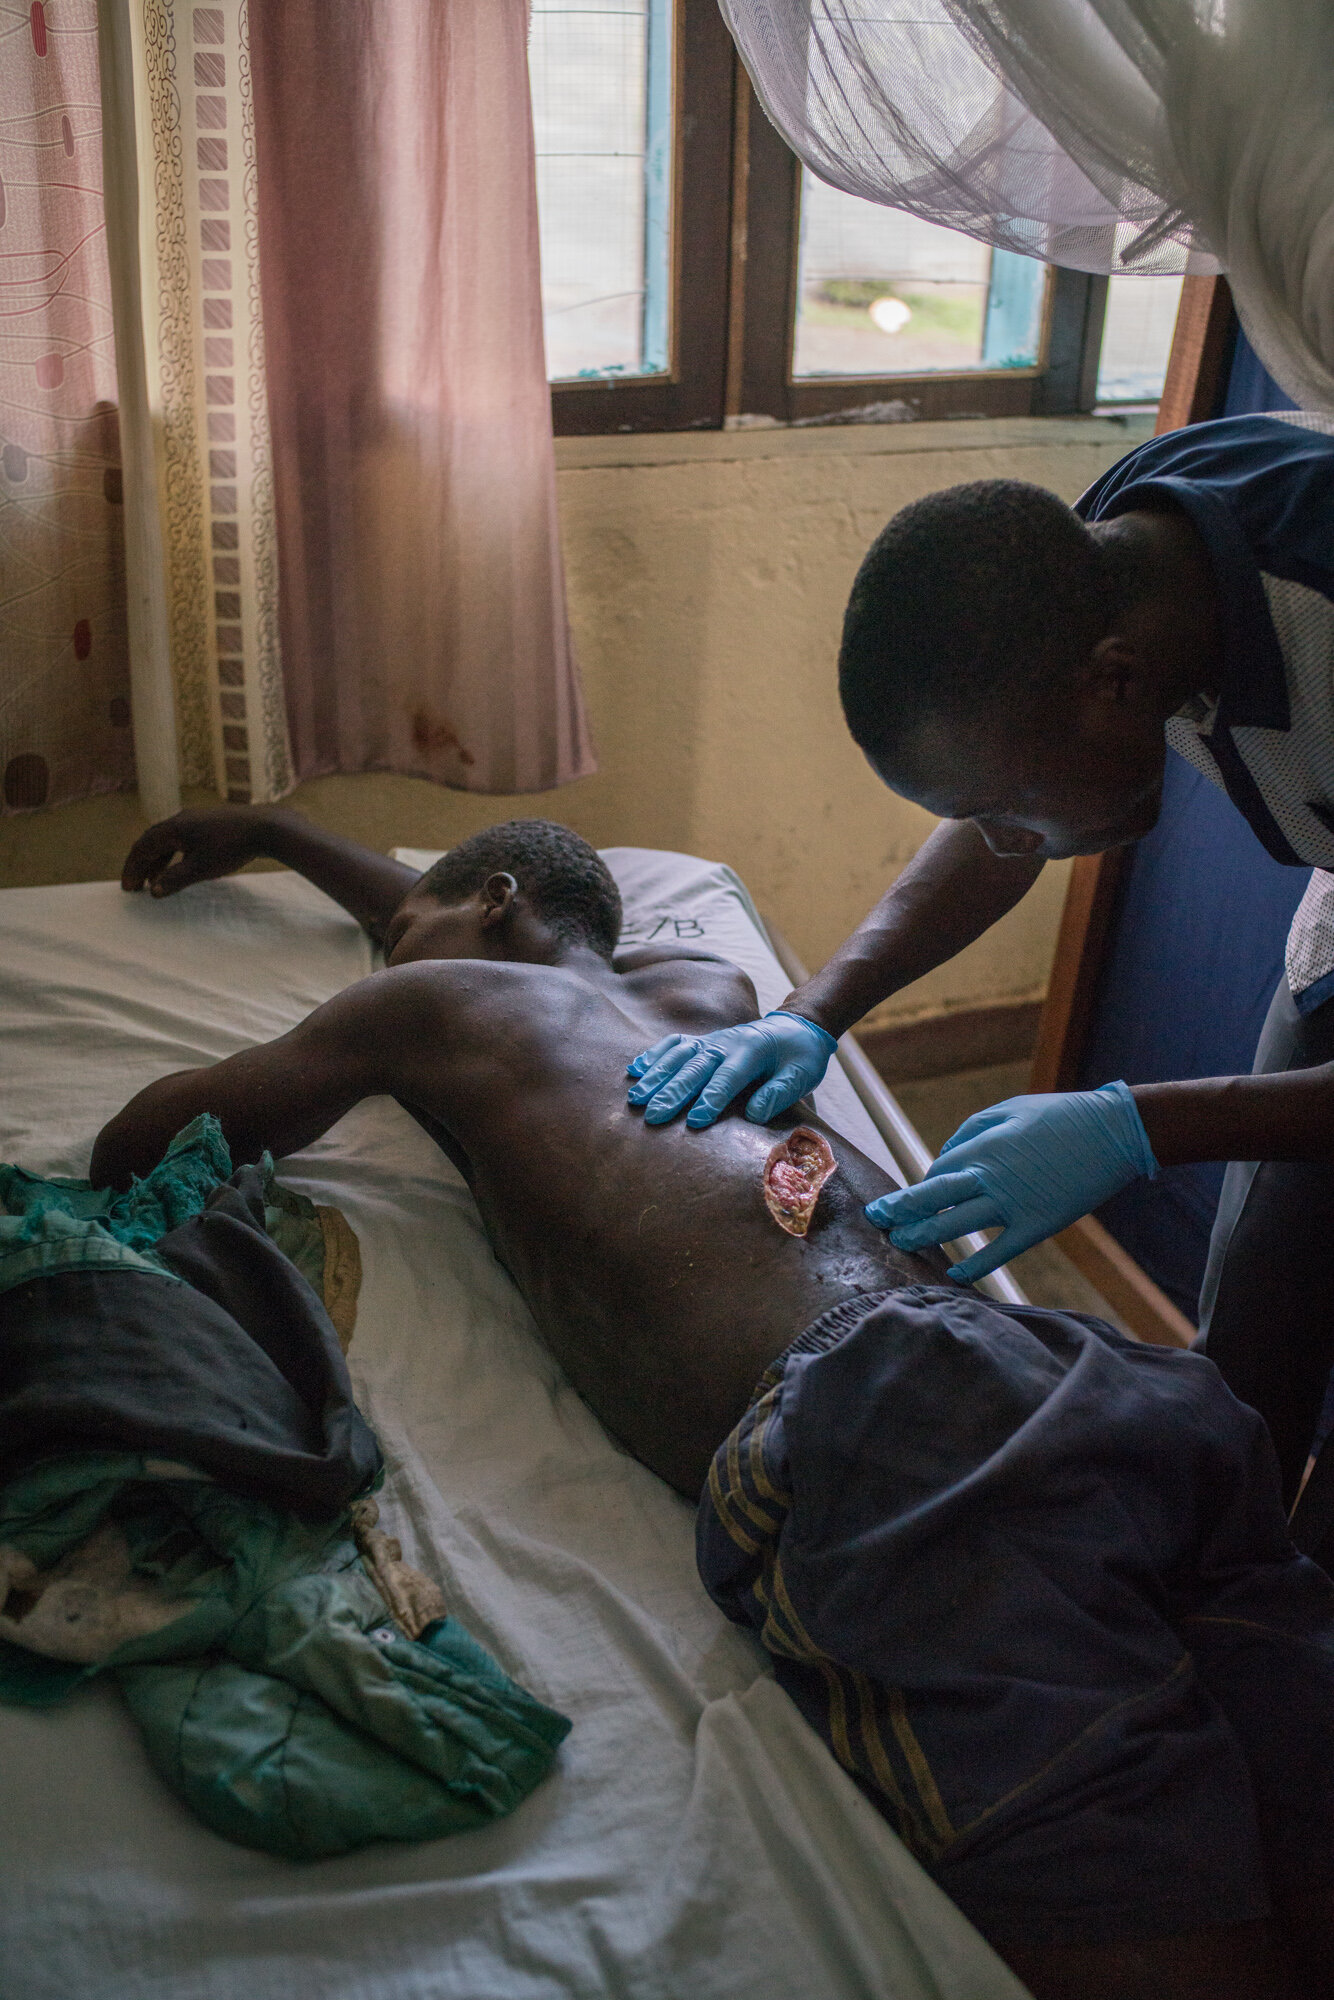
[1133,1066,1334,1166]
[630,820,1043,1125]
[865,1065,1334,1283]
[122,807,420,945]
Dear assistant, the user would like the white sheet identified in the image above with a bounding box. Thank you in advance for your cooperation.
[0,852,1023,2000]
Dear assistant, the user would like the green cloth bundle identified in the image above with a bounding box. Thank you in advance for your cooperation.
[0,1454,571,1859]
[0,1120,570,1858]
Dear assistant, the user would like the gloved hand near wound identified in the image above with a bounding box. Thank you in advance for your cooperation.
[864,1080,1158,1283]
[627,1011,838,1127]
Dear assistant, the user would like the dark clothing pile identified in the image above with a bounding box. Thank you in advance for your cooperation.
[698,1284,1334,1949]
[1,1160,380,1514]
[0,1120,569,1858]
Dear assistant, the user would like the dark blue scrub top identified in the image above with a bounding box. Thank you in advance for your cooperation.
[1076,416,1334,865]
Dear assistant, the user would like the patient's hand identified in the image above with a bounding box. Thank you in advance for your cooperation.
[124,808,420,942]
[122,807,274,898]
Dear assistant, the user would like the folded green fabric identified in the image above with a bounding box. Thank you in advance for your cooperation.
[121,1615,569,1859]
[0,1457,570,1859]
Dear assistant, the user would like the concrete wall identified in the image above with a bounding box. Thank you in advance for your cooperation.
[0,412,1150,1032]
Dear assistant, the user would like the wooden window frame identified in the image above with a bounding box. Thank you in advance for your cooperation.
[729,80,1070,427]
[551,20,1113,435]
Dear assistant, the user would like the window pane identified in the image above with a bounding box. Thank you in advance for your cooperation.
[1096,275,1184,404]
[794,173,1047,379]
[530,1,673,383]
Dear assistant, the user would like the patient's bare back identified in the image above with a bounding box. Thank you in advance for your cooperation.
[423,955,941,1495]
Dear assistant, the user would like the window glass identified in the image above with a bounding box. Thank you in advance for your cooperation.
[530,0,673,382]
[1096,274,1184,404]
[792,171,1045,379]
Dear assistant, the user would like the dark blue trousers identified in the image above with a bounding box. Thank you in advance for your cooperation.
[698,1286,1334,1948]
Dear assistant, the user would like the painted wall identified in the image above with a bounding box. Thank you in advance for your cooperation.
[0,413,1150,1033]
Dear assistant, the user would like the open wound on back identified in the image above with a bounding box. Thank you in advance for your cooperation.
[763,1127,837,1237]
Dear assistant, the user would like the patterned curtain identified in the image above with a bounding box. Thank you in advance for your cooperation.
[130,0,291,803]
[0,1,135,815]
[2,0,588,817]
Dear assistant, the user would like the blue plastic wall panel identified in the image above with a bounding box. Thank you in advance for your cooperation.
[981,250,1046,368]
[1068,321,1309,1319]
[1222,327,1297,417]
[1075,752,1310,1317]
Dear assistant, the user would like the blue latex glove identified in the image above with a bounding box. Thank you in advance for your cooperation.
[863,1081,1158,1283]
[626,1011,838,1128]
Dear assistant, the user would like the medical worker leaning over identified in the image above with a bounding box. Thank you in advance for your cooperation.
[630,414,1334,1500]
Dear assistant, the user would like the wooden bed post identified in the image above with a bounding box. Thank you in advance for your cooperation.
[1028,276,1236,1350]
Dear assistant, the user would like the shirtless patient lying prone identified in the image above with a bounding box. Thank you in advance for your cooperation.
[96,809,1334,2000]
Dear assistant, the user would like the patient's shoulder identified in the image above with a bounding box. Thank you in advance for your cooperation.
[357,956,538,1028]
[613,947,758,1028]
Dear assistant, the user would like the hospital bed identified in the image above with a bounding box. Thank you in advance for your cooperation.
[0,844,1028,2000]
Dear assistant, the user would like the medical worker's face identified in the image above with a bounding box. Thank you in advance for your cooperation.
[879,691,1168,861]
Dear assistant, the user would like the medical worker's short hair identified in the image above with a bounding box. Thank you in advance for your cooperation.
[417,820,622,960]
[838,480,1111,769]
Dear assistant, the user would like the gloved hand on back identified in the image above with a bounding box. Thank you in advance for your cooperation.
[627,1011,838,1128]
[863,1080,1158,1283]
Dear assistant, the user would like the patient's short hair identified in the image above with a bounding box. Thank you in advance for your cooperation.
[839,480,1112,769]
[417,820,622,960]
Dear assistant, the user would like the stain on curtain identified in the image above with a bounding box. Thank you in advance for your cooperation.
[0,1,134,815]
[250,0,594,795]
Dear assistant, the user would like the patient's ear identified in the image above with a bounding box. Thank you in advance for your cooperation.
[479,872,519,928]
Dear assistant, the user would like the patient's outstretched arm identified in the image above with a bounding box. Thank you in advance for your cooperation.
[122,806,421,944]
[89,964,446,1188]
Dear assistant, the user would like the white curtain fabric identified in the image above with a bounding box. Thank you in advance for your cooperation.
[721,0,1334,409]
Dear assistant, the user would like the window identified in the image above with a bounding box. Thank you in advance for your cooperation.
[792,174,1045,381]
[530,1,673,382]
[1095,275,1186,405]
[727,95,1056,427]
[532,8,1163,434]
[535,0,734,433]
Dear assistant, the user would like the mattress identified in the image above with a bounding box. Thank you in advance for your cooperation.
[0,846,1025,2000]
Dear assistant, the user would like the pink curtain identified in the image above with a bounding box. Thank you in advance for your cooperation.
[249,0,594,795]
[0,1,134,815]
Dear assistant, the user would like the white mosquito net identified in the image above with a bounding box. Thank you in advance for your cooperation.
[720,0,1334,408]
